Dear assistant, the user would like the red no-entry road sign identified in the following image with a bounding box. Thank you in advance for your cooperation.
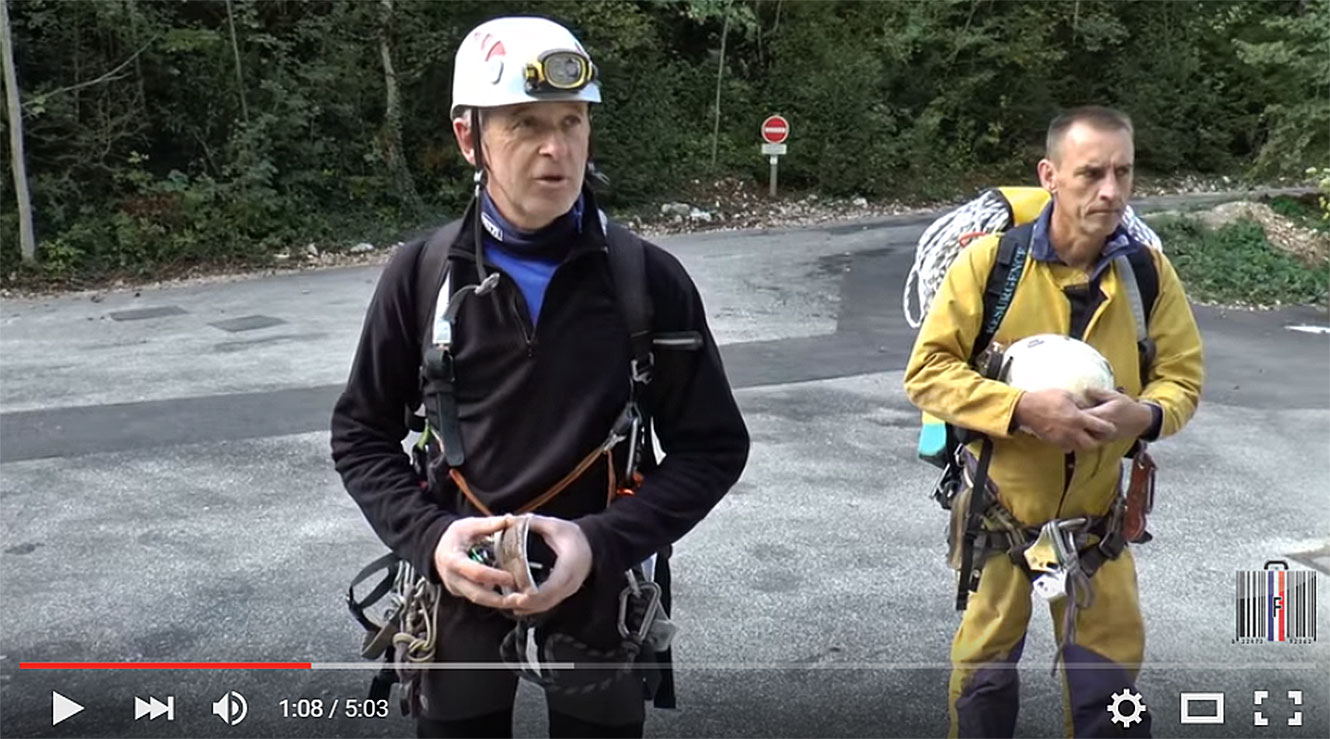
[761,115,789,144]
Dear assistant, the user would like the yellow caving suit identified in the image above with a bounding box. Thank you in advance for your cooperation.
[904,203,1204,738]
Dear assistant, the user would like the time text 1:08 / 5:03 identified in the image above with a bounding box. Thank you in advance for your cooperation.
[278,698,391,719]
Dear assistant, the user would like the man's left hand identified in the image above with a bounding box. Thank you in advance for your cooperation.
[507,515,593,617]
[1082,387,1154,442]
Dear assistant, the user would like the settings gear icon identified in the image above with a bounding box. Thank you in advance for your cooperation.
[1107,689,1147,728]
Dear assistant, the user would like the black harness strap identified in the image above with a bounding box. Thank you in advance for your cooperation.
[346,552,407,701]
[954,227,1031,611]
[605,221,653,379]
[346,552,402,633]
[1125,247,1159,385]
[974,224,1036,365]
[413,223,465,466]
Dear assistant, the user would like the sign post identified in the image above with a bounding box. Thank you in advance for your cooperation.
[761,115,789,197]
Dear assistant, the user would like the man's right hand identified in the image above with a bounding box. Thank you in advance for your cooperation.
[433,516,519,610]
[1014,388,1117,452]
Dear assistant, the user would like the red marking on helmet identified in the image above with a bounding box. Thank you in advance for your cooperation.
[476,33,505,62]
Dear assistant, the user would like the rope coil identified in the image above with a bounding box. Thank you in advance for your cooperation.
[903,190,1164,328]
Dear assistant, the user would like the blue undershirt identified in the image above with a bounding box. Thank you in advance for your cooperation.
[479,191,584,326]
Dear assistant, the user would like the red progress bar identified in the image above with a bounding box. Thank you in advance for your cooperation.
[20,662,311,669]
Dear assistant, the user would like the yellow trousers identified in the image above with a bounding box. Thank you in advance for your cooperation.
[948,547,1150,738]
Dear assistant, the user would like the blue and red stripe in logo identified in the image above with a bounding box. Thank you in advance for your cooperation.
[1268,567,1286,642]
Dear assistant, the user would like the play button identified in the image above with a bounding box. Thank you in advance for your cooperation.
[52,692,84,726]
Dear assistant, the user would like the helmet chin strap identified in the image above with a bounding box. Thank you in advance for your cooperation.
[470,108,500,295]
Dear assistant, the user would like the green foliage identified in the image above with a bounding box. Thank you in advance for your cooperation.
[1311,166,1330,227]
[2,0,1324,286]
[1269,193,1330,234]
[1153,216,1328,307]
[1233,0,1330,176]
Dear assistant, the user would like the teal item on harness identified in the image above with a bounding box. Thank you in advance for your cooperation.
[918,422,949,463]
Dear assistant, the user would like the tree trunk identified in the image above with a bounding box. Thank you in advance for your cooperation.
[128,0,146,116]
[225,0,249,123]
[73,5,80,121]
[710,0,733,170]
[1,0,37,263]
[379,0,421,215]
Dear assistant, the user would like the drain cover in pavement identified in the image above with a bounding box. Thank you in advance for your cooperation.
[209,315,286,333]
[108,306,187,321]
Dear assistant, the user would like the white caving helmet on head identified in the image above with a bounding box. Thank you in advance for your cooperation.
[451,16,601,119]
[998,334,1116,407]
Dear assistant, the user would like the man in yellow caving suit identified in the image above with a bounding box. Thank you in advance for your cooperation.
[904,106,1204,738]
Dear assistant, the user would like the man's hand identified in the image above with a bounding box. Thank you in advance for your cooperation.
[1082,387,1155,442]
[1014,388,1118,452]
[507,515,593,617]
[433,516,519,610]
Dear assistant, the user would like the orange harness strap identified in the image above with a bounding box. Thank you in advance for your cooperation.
[448,444,632,518]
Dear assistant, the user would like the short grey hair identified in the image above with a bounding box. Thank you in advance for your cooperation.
[1046,106,1133,162]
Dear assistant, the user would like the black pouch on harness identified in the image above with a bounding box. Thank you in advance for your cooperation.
[496,566,673,701]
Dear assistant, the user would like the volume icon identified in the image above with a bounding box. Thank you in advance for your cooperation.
[212,691,248,725]
[135,695,175,721]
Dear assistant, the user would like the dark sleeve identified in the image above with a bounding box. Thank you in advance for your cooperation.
[575,244,750,576]
[330,240,457,582]
[1141,402,1163,442]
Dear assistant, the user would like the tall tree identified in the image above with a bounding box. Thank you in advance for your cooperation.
[711,0,732,170]
[224,0,248,124]
[1,0,35,263]
[378,0,421,215]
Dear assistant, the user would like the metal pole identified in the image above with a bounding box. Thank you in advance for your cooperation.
[769,155,778,198]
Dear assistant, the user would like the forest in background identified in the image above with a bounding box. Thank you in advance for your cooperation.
[2,0,1326,284]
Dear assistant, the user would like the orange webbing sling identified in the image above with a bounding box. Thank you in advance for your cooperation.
[448,442,633,518]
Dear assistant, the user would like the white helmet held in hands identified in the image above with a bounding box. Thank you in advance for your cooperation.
[451,16,601,118]
[999,334,1115,406]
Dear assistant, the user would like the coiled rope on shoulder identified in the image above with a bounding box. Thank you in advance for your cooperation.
[902,191,1164,329]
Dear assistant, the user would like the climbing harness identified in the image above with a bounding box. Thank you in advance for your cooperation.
[947,441,1132,670]
[348,179,700,712]
[920,214,1163,616]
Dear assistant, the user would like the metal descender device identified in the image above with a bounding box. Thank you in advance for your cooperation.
[1023,518,1086,601]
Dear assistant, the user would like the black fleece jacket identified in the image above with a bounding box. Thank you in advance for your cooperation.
[330,193,749,585]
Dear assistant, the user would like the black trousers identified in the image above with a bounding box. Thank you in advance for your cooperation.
[417,707,644,738]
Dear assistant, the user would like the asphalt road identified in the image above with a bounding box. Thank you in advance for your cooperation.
[2,200,1327,739]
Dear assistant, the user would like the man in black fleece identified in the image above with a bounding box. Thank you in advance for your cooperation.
[330,16,749,739]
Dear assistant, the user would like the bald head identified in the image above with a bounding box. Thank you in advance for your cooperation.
[1046,106,1133,164]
